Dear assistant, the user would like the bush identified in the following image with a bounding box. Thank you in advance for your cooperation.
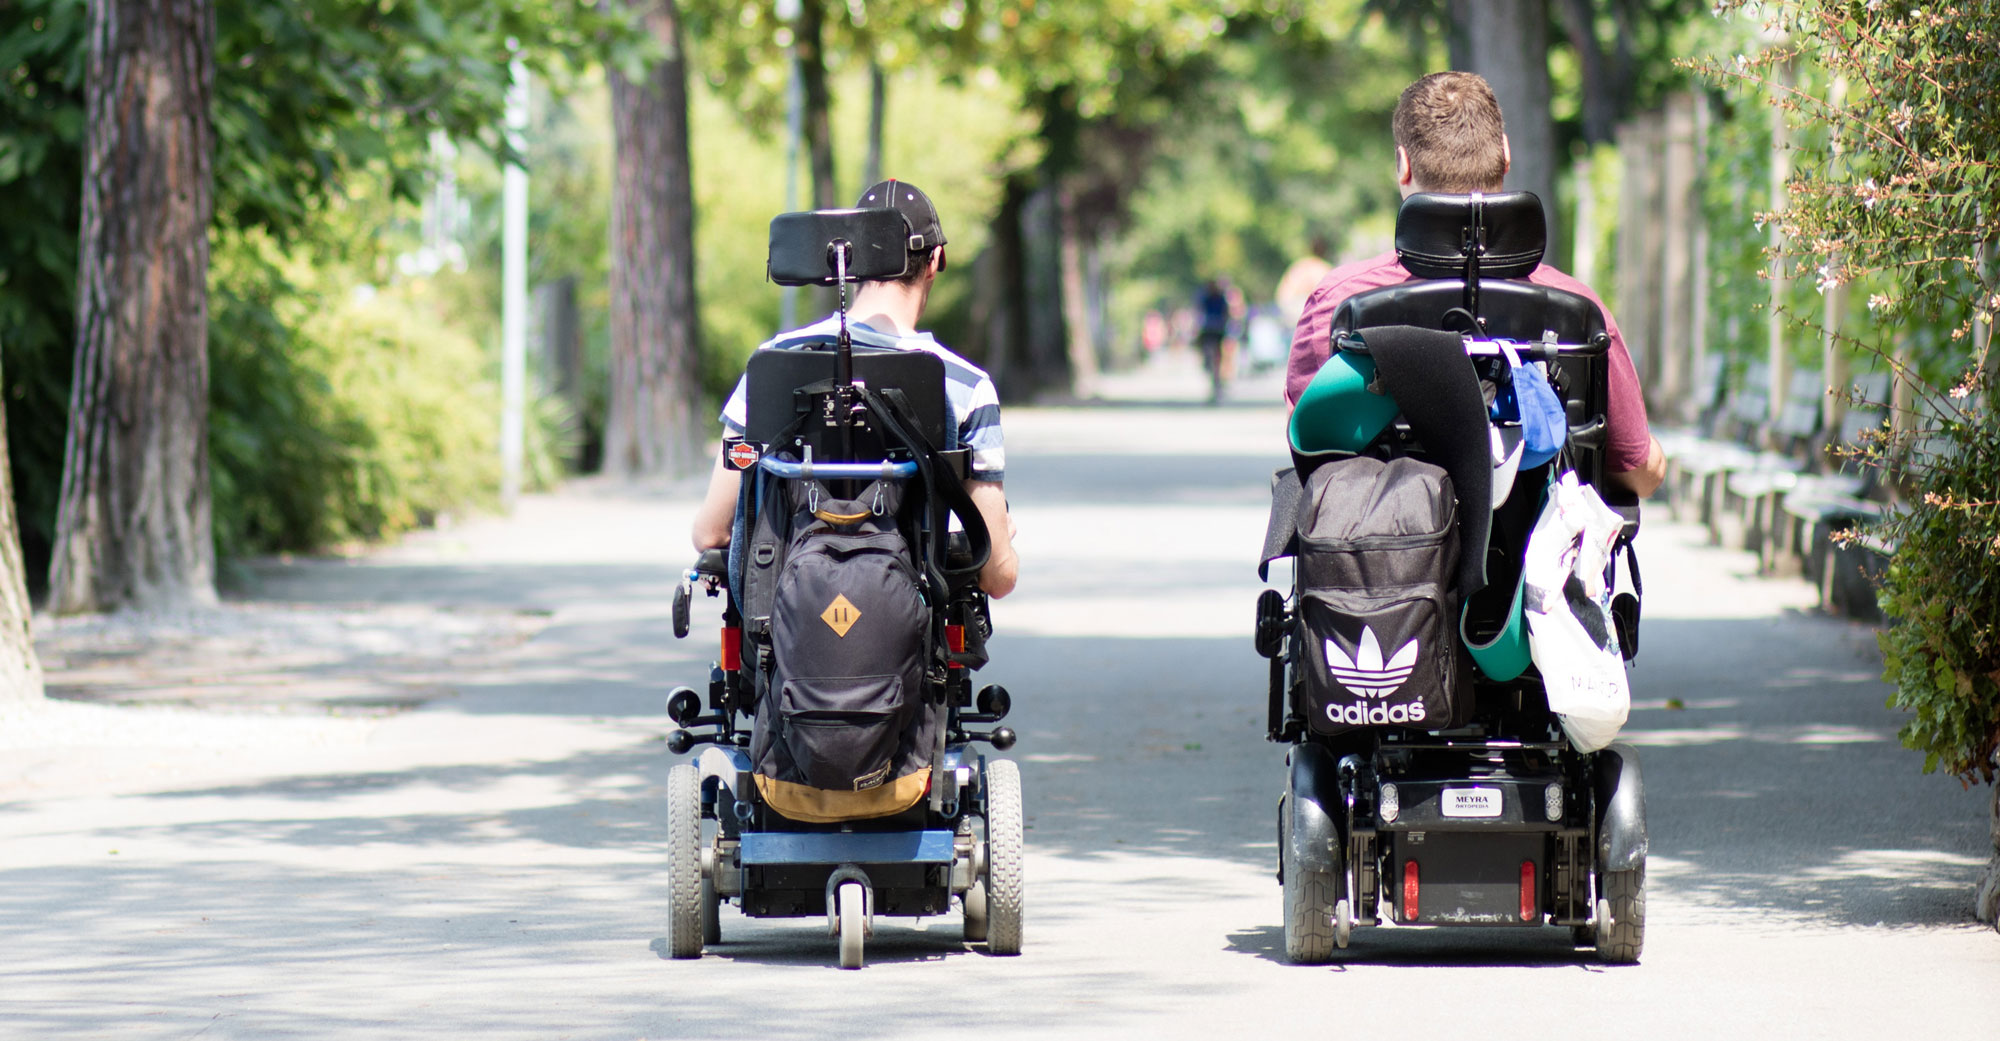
[1697,1,2000,783]
[1876,404,2000,782]
[210,234,503,559]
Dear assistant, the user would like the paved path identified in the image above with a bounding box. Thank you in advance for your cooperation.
[2,350,1994,1040]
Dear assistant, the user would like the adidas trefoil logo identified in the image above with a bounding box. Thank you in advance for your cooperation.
[1326,627,1419,699]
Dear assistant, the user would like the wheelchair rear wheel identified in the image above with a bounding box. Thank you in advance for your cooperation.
[665,763,705,958]
[1596,866,1646,963]
[983,759,1024,955]
[1279,808,1337,964]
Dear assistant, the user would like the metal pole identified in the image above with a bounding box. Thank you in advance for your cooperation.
[501,53,530,510]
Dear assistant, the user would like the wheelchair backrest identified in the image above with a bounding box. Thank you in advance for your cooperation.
[1326,191,1616,492]
[743,344,950,460]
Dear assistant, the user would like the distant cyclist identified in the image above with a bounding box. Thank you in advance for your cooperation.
[1194,277,1242,403]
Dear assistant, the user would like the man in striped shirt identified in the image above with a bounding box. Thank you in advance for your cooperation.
[691,180,1019,598]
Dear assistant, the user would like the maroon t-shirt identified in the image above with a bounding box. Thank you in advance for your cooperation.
[1285,250,1654,475]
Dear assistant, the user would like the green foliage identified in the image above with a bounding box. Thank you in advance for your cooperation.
[1875,405,2000,783]
[0,0,86,582]
[0,0,614,579]
[210,0,628,243]
[1108,10,1418,325]
[1697,1,2000,783]
[209,232,502,558]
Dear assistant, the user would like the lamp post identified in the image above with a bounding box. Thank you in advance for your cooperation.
[501,52,530,509]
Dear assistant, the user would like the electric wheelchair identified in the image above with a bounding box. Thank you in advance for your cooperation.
[1254,192,1649,963]
[664,208,1022,969]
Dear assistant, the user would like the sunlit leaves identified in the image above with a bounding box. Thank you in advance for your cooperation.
[1694,0,2000,784]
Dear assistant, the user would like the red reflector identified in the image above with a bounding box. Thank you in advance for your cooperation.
[946,624,965,669]
[1403,860,1420,921]
[720,626,742,672]
[1519,860,1536,922]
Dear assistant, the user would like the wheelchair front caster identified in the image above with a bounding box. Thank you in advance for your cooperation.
[837,880,867,969]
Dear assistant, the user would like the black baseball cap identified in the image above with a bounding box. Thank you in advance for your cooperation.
[856,179,947,254]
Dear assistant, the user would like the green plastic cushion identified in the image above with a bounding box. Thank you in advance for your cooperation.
[1461,473,1550,682]
[1462,572,1531,681]
[1289,352,1400,456]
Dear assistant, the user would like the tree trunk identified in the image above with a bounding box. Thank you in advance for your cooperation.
[1019,186,1069,394]
[1766,63,1794,445]
[538,276,585,468]
[1056,184,1100,399]
[51,0,216,615]
[1460,0,1559,248]
[0,349,45,701]
[1445,0,1475,73]
[1555,0,1621,146]
[604,0,703,478]
[863,59,885,192]
[797,0,838,208]
[1659,92,1699,424]
[965,177,1028,395]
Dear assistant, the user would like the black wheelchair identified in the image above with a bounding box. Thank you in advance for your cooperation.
[1255,192,1649,963]
[664,207,1022,969]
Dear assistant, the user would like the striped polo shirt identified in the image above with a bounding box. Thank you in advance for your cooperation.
[719,315,1007,482]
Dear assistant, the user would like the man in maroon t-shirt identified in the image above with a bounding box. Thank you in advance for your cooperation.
[1286,72,1666,497]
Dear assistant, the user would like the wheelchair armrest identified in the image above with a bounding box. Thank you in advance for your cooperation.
[1599,482,1642,541]
[693,547,729,578]
[945,530,977,572]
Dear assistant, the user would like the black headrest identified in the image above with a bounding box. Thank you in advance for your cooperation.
[1394,192,1546,280]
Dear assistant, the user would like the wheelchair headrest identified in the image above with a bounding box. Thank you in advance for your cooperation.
[1394,192,1546,280]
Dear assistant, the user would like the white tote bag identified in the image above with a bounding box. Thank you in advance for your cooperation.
[1522,471,1630,752]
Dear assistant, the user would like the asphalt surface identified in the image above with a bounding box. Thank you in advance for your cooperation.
[2,351,1995,1040]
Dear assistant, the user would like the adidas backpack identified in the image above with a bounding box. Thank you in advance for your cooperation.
[1295,455,1471,731]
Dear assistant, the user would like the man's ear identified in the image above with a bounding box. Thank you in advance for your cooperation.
[1395,146,1413,188]
[1501,136,1512,177]
[932,247,947,275]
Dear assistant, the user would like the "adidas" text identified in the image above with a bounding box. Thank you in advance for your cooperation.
[1325,701,1427,726]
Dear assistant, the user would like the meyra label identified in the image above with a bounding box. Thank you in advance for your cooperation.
[1441,787,1503,818]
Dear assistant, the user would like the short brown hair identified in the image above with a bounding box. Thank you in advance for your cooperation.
[1393,72,1508,193]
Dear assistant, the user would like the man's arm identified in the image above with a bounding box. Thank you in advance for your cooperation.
[691,451,741,551]
[1607,437,1666,499]
[966,480,1018,599]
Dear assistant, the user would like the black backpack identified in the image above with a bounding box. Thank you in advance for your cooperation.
[747,478,940,821]
[1295,455,1470,732]
[735,384,989,822]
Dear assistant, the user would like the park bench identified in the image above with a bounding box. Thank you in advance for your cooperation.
[1663,361,1822,550]
[1768,370,1893,582]
[1720,366,1826,562]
